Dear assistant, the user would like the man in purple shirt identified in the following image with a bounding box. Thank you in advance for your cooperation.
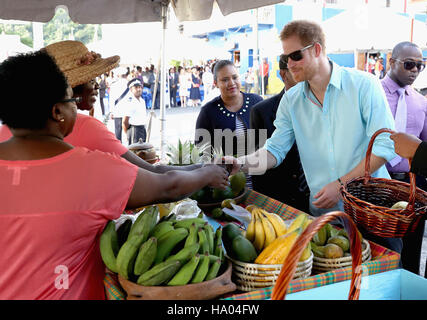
[381,41,427,276]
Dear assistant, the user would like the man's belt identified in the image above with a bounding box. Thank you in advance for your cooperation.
[389,172,409,180]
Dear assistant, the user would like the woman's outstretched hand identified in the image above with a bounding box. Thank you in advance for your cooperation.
[390,132,421,159]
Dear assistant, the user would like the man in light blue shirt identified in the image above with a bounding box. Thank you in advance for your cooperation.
[227,20,399,251]
[236,20,396,212]
[266,60,396,216]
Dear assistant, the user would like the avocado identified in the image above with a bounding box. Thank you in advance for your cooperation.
[212,186,234,201]
[211,207,223,219]
[222,223,243,255]
[190,188,205,201]
[231,235,257,262]
[229,171,246,195]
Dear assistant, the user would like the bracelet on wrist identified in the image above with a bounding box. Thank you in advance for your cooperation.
[337,177,344,186]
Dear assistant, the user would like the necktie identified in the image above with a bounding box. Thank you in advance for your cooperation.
[389,87,407,167]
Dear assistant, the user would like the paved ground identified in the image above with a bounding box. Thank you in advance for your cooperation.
[99,104,427,277]
[103,105,200,151]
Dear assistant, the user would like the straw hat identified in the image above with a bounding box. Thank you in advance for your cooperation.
[44,40,120,88]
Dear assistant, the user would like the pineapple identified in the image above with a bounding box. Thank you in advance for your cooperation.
[166,139,220,166]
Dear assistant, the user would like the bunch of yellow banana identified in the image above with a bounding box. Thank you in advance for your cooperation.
[255,212,313,265]
[245,207,288,253]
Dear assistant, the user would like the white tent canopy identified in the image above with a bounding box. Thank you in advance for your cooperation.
[322,7,427,52]
[0,0,285,23]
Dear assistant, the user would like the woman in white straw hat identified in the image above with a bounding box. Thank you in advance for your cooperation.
[0,40,214,173]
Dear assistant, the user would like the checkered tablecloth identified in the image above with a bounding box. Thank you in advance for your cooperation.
[104,189,400,300]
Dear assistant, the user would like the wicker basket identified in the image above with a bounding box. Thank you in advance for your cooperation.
[227,252,313,292]
[312,239,371,273]
[272,211,363,300]
[341,128,427,238]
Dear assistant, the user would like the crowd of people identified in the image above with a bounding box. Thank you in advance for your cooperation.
[95,59,222,117]
[0,18,426,300]
[367,54,385,79]
[95,56,269,119]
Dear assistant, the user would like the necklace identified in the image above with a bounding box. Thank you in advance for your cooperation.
[217,95,251,118]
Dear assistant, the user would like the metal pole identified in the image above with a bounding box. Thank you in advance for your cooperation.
[32,22,44,50]
[253,9,260,95]
[159,2,168,162]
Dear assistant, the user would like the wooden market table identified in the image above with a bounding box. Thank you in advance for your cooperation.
[103,189,400,300]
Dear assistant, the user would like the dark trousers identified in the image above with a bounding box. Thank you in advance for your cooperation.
[389,172,427,277]
[114,117,122,142]
[99,96,105,115]
[263,75,268,93]
[151,86,160,109]
[170,87,177,107]
[127,125,147,145]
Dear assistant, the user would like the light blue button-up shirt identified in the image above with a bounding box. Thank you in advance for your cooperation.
[265,62,396,197]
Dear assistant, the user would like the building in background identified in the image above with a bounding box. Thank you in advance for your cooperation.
[185,0,427,95]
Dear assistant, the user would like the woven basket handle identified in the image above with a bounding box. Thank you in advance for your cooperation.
[364,128,416,211]
[271,211,363,300]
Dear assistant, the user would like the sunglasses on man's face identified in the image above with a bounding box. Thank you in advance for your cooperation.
[394,59,425,72]
[282,44,314,64]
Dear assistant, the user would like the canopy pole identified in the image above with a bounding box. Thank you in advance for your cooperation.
[253,9,260,95]
[159,2,168,162]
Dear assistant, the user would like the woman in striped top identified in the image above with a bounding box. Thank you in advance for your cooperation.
[195,60,263,188]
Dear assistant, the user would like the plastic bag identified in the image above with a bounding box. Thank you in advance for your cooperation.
[113,206,156,230]
[222,203,252,229]
[170,199,202,221]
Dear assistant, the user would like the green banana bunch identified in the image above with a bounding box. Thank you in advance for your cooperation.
[150,221,174,239]
[204,224,215,254]
[205,258,222,281]
[99,220,119,273]
[184,223,198,247]
[137,260,181,286]
[167,254,201,286]
[208,254,221,264]
[154,227,189,265]
[116,235,145,279]
[165,243,200,265]
[173,218,206,230]
[191,253,210,284]
[134,237,157,276]
[213,227,222,252]
[127,206,158,242]
[198,227,210,254]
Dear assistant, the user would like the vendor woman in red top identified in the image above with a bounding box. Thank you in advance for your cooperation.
[0,50,229,300]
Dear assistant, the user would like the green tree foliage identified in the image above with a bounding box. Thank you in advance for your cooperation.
[43,8,101,46]
[0,7,102,48]
[0,23,33,47]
